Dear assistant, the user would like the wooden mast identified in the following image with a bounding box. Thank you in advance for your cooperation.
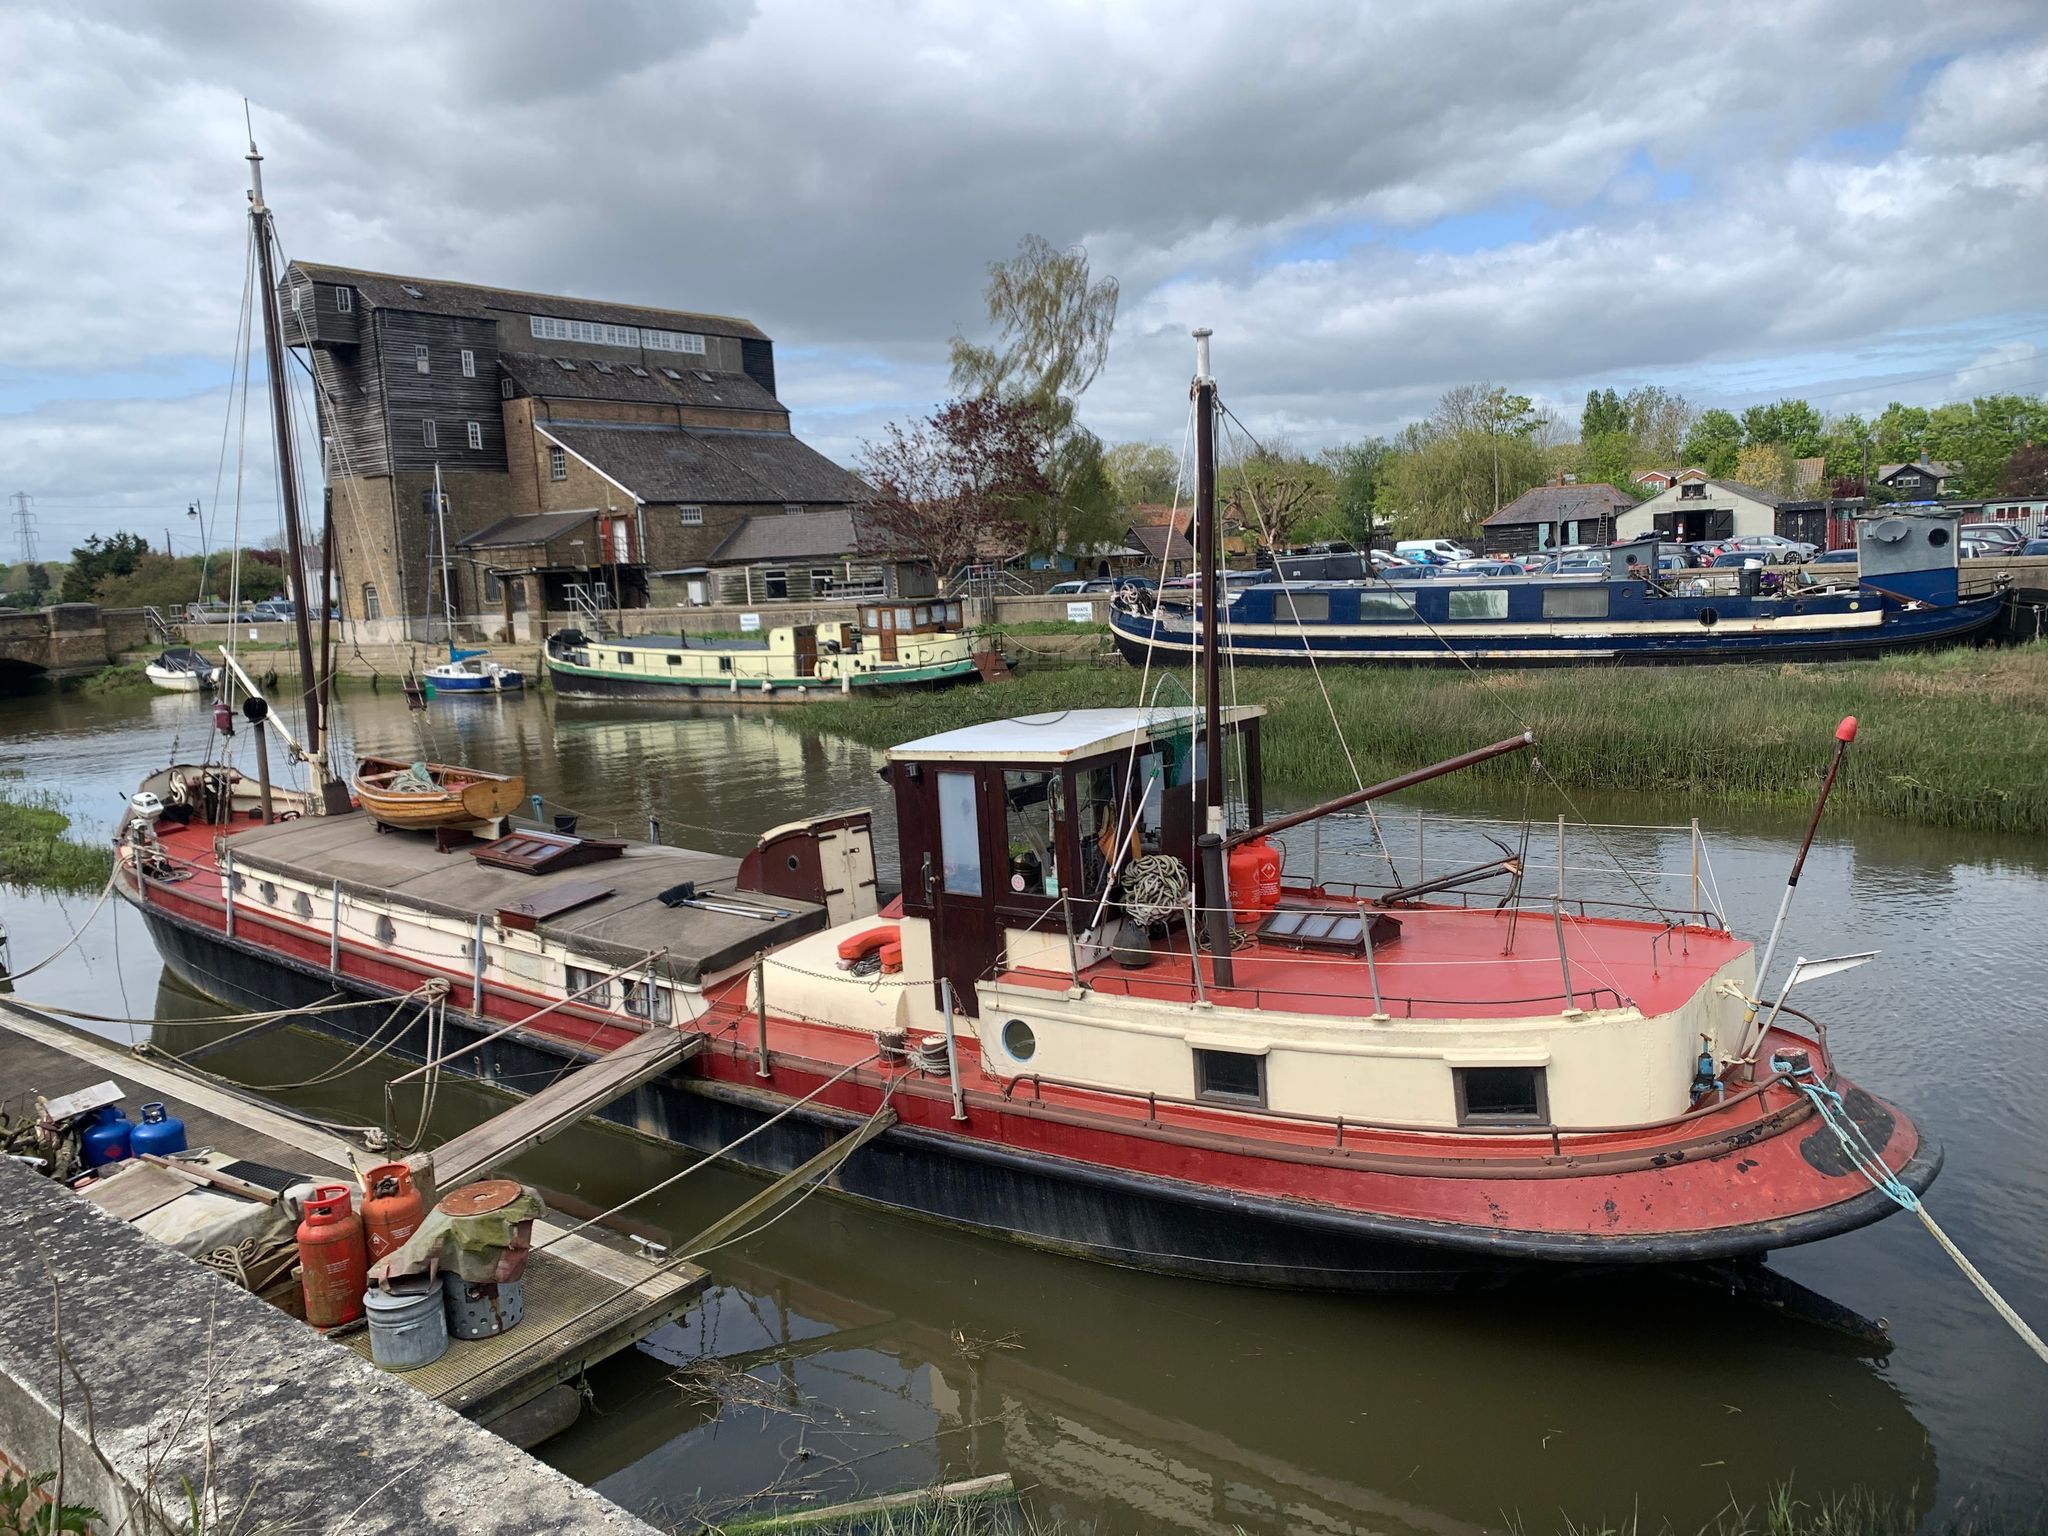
[1191,329,1235,984]
[247,137,349,815]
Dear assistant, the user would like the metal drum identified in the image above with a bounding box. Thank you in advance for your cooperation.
[443,1274,524,1339]
[363,1277,448,1370]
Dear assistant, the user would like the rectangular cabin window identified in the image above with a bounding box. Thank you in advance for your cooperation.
[1454,1066,1549,1126]
[548,446,567,481]
[1073,763,1118,898]
[621,977,672,1023]
[616,651,635,666]
[1278,591,1329,622]
[1002,771,1059,896]
[1448,588,1509,620]
[460,349,476,378]
[763,568,789,600]
[414,344,430,374]
[1194,1049,1267,1108]
[1541,588,1608,619]
[421,419,437,449]
[914,605,930,626]
[335,287,352,313]
[937,771,983,896]
[564,963,613,1009]
[895,606,913,629]
[811,566,836,595]
[1357,593,1416,619]
[679,505,704,526]
[465,421,483,450]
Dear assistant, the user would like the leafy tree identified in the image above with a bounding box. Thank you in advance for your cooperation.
[949,234,1123,557]
[1923,394,2048,497]
[1735,443,1794,496]
[1576,431,1637,496]
[1681,410,1743,478]
[1621,385,1698,464]
[858,398,1051,578]
[1376,384,1550,539]
[1998,442,2048,497]
[1321,438,1393,544]
[1873,402,1929,464]
[1103,441,1182,507]
[1580,388,1626,439]
[1822,413,1874,483]
[58,532,151,602]
[1220,445,1338,551]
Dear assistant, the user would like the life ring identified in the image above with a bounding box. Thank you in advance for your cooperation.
[836,924,901,972]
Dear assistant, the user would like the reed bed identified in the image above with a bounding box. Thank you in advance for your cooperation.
[0,787,114,892]
[796,643,2048,835]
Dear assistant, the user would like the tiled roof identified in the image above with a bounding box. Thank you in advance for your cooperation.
[709,509,868,564]
[538,422,869,506]
[288,262,768,341]
[1128,523,1194,562]
[455,509,599,550]
[1879,460,1960,480]
[1484,482,1634,527]
[499,352,784,413]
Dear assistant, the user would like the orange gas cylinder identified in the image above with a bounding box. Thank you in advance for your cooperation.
[297,1183,368,1329]
[1226,836,1284,921]
[360,1162,426,1264]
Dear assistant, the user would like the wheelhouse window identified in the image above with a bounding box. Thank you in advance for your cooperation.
[1454,1066,1549,1126]
[1278,591,1329,622]
[1448,588,1509,620]
[937,771,983,895]
[1073,763,1119,898]
[1002,771,1059,897]
[1542,588,1608,619]
[1194,1048,1266,1108]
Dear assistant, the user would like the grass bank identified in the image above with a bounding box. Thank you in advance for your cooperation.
[797,643,2048,834]
[0,787,113,891]
[74,662,151,693]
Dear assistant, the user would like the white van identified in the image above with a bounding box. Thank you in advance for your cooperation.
[1394,539,1474,564]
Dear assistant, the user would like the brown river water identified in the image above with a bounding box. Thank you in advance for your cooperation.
[2,682,2043,1531]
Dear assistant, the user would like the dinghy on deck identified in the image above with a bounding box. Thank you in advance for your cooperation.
[353,757,526,832]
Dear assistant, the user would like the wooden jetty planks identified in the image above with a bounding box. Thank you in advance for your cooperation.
[428,1028,704,1189]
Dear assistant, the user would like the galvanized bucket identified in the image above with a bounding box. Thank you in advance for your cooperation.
[363,1277,448,1370]
[443,1274,523,1339]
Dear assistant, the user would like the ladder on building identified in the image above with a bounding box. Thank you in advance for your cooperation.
[563,582,615,638]
[142,605,178,644]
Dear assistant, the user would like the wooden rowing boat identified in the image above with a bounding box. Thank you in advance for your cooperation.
[353,757,526,831]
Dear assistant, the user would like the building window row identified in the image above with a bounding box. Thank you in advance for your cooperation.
[335,287,352,314]
[466,421,483,450]
[528,315,706,354]
[421,419,437,449]
[415,343,430,374]
[420,419,485,450]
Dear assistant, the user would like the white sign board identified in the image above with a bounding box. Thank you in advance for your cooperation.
[739,612,761,632]
[1066,601,1094,624]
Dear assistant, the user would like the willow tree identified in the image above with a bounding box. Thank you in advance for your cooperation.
[950,235,1123,558]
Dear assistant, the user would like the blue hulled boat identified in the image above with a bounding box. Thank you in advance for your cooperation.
[1111,509,2005,667]
[423,646,525,695]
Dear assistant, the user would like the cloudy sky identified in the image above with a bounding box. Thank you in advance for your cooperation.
[2,0,2044,556]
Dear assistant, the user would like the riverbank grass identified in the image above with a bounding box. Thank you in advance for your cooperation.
[798,643,2048,834]
[0,788,113,892]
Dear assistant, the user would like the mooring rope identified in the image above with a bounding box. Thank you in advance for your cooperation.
[1791,1067,2048,1366]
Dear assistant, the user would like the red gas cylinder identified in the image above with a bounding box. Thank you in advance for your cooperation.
[297,1183,368,1329]
[360,1162,426,1264]
[1226,837,1284,921]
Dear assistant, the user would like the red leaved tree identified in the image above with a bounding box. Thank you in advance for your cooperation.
[1998,442,2048,497]
[857,398,1050,580]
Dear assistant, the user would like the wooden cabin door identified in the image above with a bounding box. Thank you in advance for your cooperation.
[878,607,899,662]
[792,625,818,678]
[930,768,1001,1017]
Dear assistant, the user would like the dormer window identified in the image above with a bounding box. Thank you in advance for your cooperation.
[592,360,613,374]
[400,284,425,299]
[627,364,649,377]
[334,288,352,313]
[660,367,682,381]
[1680,483,1705,500]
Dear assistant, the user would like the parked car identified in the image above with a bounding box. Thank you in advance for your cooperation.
[1960,523,2024,547]
[1449,559,1526,577]
[1394,539,1474,564]
[1724,534,1818,563]
[1709,550,1772,567]
[2023,538,2048,555]
[1045,580,1089,595]
[1812,548,1859,565]
[1377,562,1441,581]
[1163,569,1265,590]
[1367,550,1406,573]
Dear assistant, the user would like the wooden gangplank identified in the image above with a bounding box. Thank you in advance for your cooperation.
[430,1029,703,1189]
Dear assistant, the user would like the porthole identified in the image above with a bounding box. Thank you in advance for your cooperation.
[1001,1018,1036,1062]
[374,915,396,946]
[293,891,313,919]
[259,880,278,906]
[1698,607,1718,628]
[1928,527,1949,547]
[786,854,801,871]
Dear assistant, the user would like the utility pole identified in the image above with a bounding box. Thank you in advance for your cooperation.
[9,492,35,564]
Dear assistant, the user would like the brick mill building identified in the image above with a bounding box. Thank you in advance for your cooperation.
[282,264,867,637]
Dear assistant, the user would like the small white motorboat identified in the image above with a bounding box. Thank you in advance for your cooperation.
[423,647,525,696]
[144,647,220,692]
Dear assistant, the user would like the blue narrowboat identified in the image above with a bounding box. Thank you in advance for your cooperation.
[1111,509,2005,667]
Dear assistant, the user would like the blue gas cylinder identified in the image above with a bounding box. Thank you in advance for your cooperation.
[81,1106,132,1167]
[130,1102,187,1158]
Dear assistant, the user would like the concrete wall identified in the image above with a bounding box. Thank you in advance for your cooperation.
[0,1159,658,1535]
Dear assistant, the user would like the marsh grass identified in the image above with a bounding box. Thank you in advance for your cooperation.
[796,643,2048,833]
[0,787,114,892]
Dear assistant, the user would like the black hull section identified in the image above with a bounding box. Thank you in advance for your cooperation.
[134,904,1937,1294]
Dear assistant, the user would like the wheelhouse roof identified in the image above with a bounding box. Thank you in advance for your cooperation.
[889,705,1263,765]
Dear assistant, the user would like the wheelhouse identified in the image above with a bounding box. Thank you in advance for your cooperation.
[884,707,1264,1015]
